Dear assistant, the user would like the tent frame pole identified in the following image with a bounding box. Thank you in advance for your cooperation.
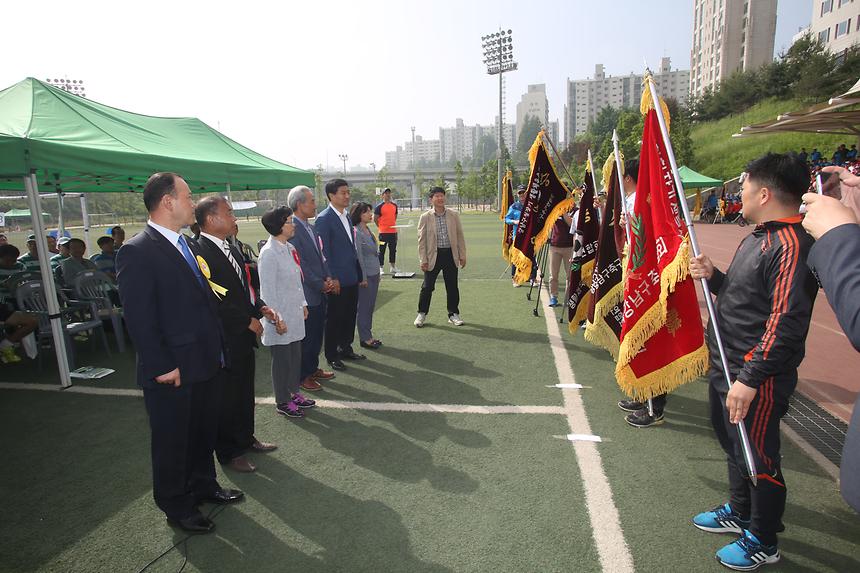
[80,194,91,255]
[24,174,72,388]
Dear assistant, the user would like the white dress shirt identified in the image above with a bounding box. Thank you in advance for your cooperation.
[331,205,354,244]
[148,220,186,255]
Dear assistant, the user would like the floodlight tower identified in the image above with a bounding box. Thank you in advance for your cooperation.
[481,29,517,210]
[46,77,86,98]
[338,154,349,174]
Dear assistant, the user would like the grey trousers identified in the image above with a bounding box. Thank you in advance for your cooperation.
[270,341,301,404]
[357,273,381,341]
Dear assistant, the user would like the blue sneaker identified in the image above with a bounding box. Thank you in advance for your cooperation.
[548,295,559,307]
[693,503,751,534]
[715,530,780,571]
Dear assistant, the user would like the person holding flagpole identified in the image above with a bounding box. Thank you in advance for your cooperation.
[690,153,818,570]
[614,157,669,429]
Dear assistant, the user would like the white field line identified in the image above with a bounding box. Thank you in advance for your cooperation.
[539,289,634,573]
[0,382,564,415]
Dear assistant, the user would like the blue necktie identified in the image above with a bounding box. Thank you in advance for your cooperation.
[178,235,205,288]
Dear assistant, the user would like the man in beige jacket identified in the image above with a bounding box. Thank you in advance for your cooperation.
[415,187,467,327]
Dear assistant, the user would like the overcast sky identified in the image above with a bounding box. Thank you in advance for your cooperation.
[3,0,810,171]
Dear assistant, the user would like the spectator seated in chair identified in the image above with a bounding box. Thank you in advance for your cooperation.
[90,236,117,281]
[0,302,38,364]
[58,238,97,288]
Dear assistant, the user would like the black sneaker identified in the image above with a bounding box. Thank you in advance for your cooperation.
[625,408,664,428]
[618,399,645,412]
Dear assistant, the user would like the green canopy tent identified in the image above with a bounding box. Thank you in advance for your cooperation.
[678,165,723,189]
[2,208,52,219]
[0,77,315,387]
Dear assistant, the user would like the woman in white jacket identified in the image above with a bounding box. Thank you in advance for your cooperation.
[258,206,314,419]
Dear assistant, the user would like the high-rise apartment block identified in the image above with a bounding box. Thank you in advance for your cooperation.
[564,59,689,140]
[803,0,860,55]
[437,118,516,164]
[514,84,561,145]
[690,0,777,98]
[384,135,442,170]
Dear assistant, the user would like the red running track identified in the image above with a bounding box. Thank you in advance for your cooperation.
[692,221,858,423]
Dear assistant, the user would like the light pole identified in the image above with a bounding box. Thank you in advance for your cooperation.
[410,126,417,208]
[338,153,348,174]
[481,29,517,211]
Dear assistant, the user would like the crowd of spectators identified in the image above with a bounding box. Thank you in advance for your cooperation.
[0,225,127,363]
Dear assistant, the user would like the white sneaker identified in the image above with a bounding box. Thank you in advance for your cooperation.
[447,313,464,326]
[380,266,385,274]
[414,313,426,327]
[390,265,399,274]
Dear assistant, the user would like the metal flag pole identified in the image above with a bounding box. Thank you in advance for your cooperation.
[611,131,633,245]
[646,76,758,485]
[532,243,550,317]
[611,134,654,417]
[541,131,579,189]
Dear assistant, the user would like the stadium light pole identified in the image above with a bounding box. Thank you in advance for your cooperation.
[481,29,517,211]
[338,153,349,174]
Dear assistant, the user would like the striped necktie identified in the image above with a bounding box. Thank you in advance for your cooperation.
[222,240,244,281]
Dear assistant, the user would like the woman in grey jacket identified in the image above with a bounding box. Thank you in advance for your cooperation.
[258,206,315,418]
[351,202,382,349]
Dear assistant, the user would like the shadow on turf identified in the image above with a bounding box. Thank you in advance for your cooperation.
[182,458,454,573]
[296,410,480,494]
[330,353,506,408]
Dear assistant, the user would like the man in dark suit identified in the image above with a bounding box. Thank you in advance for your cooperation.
[287,185,337,390]
[116,173,243,534]
[196,196,277,474]
[802,186,860,513]
[315,178,365,370]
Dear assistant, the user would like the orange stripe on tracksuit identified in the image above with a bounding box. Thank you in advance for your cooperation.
[756,228,799,360]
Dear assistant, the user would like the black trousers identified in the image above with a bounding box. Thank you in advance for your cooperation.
[709,370,793,546]
[301,301,327,380]
[418,248,459,316]
[143,371,224,520]
[325,284,358,362]
[215,351,256,464]
[378,233,398,266]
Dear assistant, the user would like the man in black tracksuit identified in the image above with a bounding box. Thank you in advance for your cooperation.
[690,153,818,571]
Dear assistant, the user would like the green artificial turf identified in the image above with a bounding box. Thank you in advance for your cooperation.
[1,212,856,573]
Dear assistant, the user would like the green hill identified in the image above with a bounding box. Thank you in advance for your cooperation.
[689,97,847,181]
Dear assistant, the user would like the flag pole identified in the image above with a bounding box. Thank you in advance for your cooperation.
[611,131,633,245]
[611,133,654,416]
[541,131,579,190]
[645,76,758,486]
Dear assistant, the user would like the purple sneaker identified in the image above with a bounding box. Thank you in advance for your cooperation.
[276,401,304,418]
[292,393,316,409]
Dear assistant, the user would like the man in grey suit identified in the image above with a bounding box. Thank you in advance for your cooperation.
[288,186,337,391]
[802,183,860,513]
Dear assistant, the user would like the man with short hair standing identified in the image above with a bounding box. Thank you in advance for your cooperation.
[374,188,399,273]
[117,172,242,534]
[287,185,337,390]
[415,187,466,327]
[315,178,365,371]
[196,196,277,474]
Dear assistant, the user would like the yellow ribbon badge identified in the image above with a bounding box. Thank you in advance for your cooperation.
[196,255,228,299]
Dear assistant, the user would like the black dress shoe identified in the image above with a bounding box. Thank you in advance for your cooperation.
[168,513,215,534]
[200,488,244,504]
[340,350,367,360]
[328,359,347,371]
[360,340,382,350]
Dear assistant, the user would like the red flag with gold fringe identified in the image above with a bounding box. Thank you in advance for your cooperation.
[501,170,515,262]
[614,84,709,400]
[565,159,600,331]
[508,132,575,284]
[583,152,627,357]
